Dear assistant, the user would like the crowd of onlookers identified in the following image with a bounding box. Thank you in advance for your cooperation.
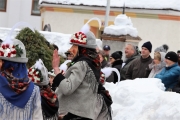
[93,41,180,92]
[63,41,180,92]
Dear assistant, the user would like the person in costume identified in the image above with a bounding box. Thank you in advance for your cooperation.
[28,59,59,120]
[52,18,112,120]
[0,22,43,120]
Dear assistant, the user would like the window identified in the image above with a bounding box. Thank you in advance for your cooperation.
[0,0,7,12]
[31,0,40,16]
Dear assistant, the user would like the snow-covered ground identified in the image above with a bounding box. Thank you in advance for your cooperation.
[39,0,180,11]
[0,27,102,57]
[104,14,138,37]
[104,78,180,120]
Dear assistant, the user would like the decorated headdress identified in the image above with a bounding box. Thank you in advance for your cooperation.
[0,22,35,63]
[70,18,101,49]
[48,69,56,77]
[101,67,121,84]
[28,59,49,86]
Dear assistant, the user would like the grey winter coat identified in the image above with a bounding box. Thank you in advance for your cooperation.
[148,52,166,78]
[55,61,110,120]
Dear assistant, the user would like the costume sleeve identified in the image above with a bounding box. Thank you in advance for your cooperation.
[32,86,43,120]
[56,61,88,95]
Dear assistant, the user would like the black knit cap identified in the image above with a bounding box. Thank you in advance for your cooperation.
[110,51,123,60]
[142,41,152,53]
[165,51,178,62]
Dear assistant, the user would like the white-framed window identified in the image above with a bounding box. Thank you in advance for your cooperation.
[31,0,40,16]
[0,0,7,12]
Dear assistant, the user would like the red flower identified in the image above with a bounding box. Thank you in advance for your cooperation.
[11,50,16,54]
[0,51,4,56]
[100,79,105,84]
[2,45,6,49]
[12,45,15,48]
[6,44,9,48]
[32,77,35,82]
[29,68,32,72]
[8,53,11,57]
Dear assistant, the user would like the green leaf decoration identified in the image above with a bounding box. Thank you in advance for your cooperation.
[15,45,23,57]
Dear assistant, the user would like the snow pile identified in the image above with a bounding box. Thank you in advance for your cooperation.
[104,14,138,37]
[0,27,102,57]
[39,0,180,11]
[104,78,180,120]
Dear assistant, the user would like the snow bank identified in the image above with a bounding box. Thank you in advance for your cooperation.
[39,0,180,11]
[0,27,102,57]
[104,14,138,37]
[104,78,180,120]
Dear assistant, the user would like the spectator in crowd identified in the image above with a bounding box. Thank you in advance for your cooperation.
[148,52,166,78]
[106,51,123,83]
[177,50,180,66]
[48,69,56,91]
[98,50,110,68]
[154,44,169,53]
[126,41,153,79]
[103,45,111,62]
[155,51,180,91]
[120,44,139,80]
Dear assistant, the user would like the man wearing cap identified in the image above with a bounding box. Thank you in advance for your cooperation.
[103,45,111,62]
[126,41,153,79]
[155,51,180,91]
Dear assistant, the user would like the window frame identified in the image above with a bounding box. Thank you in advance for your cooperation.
[0,0,7,12]
[31,0,40,16]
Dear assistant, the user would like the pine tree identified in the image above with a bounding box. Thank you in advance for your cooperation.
[16,27,55,70]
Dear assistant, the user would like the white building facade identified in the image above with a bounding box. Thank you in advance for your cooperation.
[0,0,41,30]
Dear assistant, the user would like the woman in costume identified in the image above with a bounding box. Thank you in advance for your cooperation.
[0,22,43,120]
[52,18,112,120]
[28,59,59,120]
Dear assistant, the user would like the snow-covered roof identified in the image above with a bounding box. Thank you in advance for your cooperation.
[39,0,180,11]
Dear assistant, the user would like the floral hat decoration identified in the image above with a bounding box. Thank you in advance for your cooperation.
[28,59,49,86]
[70,17,102,49]
[0,22,35,63]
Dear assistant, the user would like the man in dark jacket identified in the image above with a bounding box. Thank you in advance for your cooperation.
[126,41,153,79]
[120,44,140,80]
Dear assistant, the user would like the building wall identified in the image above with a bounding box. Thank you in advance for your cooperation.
[41,10,180,54]
[0,0,41,30]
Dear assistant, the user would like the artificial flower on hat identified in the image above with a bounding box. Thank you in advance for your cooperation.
[28,59,49,86]
[0,22,34,63]
[70,18,101,49]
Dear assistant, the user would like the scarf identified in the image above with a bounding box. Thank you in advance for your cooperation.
[0,60,34,108]
[1,70,30,94]
[40,85,59,118]
[71,47,101,81]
